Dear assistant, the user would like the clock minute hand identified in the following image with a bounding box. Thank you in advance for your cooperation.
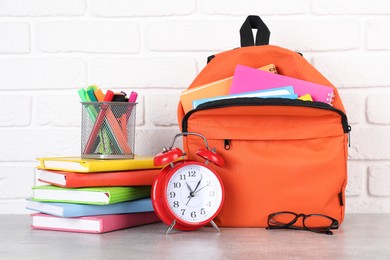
[193,174,203,193]
[186,174,203,205]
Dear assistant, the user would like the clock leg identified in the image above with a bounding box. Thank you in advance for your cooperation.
[210,220,220,232]
[165,220,177,235]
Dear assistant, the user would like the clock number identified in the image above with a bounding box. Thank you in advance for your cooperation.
[169,192,176,198]
[173,201,179,208]
[173,182,181,188]
[201,208,206,215]
[180,174,186,181]
[181,209,186,215]
[191,211,197,218]
[188,170,196,177]
[209,191,216,197]
[207,201,212,207]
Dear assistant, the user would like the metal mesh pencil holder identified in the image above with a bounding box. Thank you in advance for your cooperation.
[81,102,136,159]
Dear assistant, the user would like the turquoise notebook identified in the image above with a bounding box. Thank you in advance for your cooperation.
[26,198,154,217]
[192,86,297,109]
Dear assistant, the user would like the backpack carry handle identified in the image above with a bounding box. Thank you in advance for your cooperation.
[240,15,270,47]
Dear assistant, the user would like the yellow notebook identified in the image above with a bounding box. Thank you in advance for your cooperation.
[180,64,277,114]
[37,155,160,173]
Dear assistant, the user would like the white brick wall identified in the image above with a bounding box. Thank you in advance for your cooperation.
[37,21,140,53]
[0,0,86,17]
[0,58,86,90]
[0,23,30,53]
[0,0,389,214]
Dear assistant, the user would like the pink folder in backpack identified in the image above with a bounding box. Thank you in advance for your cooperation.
[229,65,334,105]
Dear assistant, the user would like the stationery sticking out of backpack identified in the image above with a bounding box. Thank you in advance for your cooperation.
[177,15,350,228]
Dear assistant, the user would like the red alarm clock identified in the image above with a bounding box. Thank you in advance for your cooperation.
[151,132,225,234]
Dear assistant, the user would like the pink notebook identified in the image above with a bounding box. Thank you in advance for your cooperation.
[229,65,334,105]
[31,212,160,234]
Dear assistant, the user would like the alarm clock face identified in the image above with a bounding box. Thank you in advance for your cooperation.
[165,164,223,224]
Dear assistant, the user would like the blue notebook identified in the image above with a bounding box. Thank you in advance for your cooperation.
[192,86,297,109]
[26,198,154,218]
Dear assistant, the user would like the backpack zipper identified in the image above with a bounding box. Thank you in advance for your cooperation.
[224,139,231,150]
[182,97,351,135]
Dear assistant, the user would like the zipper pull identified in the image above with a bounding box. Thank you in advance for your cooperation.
[224,139,231,150]
[348,125,352,147]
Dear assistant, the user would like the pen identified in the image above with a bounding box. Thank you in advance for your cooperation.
[94,89,105,102]
[83,90,115,154]
[113,92,127,102]
[86,88,115,154]
[128,91,138,103]
[127,91,138,119]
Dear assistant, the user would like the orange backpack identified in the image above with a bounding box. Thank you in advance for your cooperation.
[177,16,350,227]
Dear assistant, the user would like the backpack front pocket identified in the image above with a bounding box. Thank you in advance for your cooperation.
[182,98,349,227]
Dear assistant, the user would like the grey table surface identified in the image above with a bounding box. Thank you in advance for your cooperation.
[0,214,389,260]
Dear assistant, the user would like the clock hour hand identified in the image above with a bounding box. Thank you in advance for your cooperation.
[185,182,195,205]
[187,174,203,199]
[185,181,194,193]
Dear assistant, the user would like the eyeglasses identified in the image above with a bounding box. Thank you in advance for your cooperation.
[266,211,339,235]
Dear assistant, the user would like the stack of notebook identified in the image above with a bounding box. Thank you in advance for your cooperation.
[26,155,161,234]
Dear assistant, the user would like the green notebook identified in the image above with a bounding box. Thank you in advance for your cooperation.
[31,185,151,205]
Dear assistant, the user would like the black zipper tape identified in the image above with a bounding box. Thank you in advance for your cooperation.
[182,97,350,133]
